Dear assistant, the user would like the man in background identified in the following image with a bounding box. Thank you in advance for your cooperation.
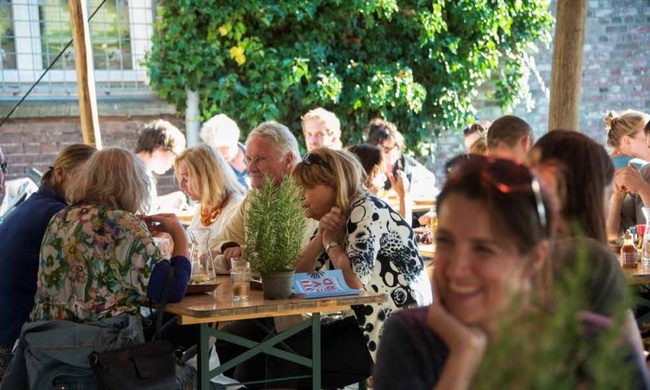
[486,115,534,163]
[301,107,342,152]
[200,114,250,189]
[135,119,187,212]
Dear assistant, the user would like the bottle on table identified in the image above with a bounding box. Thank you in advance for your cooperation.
[621,229,639,269]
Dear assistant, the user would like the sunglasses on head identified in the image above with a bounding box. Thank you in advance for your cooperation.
[302,153,332,171]
[453,156,547,231]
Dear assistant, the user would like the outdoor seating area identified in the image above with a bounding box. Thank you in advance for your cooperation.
[0,1,649,389]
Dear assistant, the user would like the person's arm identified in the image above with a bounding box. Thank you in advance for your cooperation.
[427,282,487,390]
[389,170,412,225]
[210,194,250,253]
[320,207,363,289]
[295,229,324,273]
[147,256,191,303]
[607,191,626,240]
[142,213,191,302]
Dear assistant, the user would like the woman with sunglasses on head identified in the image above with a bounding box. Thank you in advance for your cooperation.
[291,147,432,384]
[373,156,650,390]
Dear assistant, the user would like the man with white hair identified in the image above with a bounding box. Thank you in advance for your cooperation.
[200,114,249,189]
[212,121,312,260]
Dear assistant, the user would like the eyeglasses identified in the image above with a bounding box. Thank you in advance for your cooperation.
[0,162,7,174]
[302,153,332,171]
[380,145,398,154]
[243,155,268,167]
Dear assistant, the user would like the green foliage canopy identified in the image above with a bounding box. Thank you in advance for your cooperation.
[146,0,553,151]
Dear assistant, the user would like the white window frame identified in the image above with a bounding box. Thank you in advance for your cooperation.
[1,0,152,85]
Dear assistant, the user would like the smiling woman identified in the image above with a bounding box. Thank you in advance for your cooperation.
[373,156,650,390]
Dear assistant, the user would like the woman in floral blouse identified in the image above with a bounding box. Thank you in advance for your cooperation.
[30,147,191,322]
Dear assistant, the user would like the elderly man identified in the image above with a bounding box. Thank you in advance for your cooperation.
[200,114,249,189]
[486,115,534,163]
[301,107,342,152]
[213,121,315,260]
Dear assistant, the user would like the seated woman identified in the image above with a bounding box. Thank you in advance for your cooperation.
[30,147,191,321]
[0,144,95,379]
[294,146,432,339]
[347,143,411,225]
[373,156,649,389]
[174,144,246,273]
[216,147,432,389]
[604,110,650,239]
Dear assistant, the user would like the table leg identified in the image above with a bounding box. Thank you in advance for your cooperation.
[311,312,321,390]
[198,323,211,390]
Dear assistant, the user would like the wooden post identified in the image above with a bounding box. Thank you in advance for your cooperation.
[69,0,102,148]
[548,0,587,132]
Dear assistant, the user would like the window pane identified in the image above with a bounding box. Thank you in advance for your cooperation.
[0,0,16,69]
[39,0,132,70]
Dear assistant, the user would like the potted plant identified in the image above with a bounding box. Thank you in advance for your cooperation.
[245,174,306,299]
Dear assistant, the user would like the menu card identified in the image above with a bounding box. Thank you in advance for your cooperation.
[293,269,360,299]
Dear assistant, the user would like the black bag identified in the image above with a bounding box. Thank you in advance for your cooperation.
[89,267,177,390]
[88,339,176,390]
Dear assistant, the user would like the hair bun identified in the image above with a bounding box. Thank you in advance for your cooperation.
[604,111,618,130]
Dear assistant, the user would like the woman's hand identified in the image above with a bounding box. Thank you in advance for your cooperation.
[427,281,487,389]
[388,169,410,199]
[614,165,648,194]
[319,207,346,247]
[143,213,189,258]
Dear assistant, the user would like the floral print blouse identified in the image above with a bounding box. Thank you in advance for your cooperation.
[30,204,163,323]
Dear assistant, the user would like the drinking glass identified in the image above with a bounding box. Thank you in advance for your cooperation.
[230,258,251,301]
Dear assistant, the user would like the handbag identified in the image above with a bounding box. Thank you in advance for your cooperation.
[88,267,178,390]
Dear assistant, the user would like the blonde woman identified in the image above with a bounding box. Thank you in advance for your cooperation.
[30,147,191,322]
[293,147,432,357]
[606,109,650,166]
[174,144,246,273]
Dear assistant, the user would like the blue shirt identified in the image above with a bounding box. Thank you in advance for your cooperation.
[0,185,66,347]
[231,142,250,189]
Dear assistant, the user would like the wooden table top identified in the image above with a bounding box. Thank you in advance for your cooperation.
[623,264,650,285]
[166,276,388,325]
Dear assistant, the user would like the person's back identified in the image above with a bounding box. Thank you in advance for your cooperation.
[487,115,533,163]
[0,144,96,379]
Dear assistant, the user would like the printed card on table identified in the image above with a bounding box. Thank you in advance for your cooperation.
[292,269,360,299]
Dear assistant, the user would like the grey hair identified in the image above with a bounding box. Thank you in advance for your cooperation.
[247,121,301,167]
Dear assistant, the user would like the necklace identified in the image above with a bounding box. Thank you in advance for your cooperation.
[200,194,230,226]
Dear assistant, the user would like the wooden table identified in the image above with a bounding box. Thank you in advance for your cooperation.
[624,264,650,285]
[166,276,387,389]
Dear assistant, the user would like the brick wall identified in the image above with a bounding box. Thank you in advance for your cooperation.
[430,0,650,184]
[0,110,184,194]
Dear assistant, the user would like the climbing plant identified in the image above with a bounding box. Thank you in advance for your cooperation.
[146,0,553,151]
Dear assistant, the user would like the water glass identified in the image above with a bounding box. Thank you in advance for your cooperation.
[230,258,251,301]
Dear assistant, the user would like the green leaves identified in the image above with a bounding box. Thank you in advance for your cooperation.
[244,175,306,275]
[145,0,552,148]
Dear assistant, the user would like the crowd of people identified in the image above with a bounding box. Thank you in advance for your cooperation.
[0,107,649,389]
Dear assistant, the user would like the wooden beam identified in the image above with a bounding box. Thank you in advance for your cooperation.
[69,0,102,148]
[548,0,587,132]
